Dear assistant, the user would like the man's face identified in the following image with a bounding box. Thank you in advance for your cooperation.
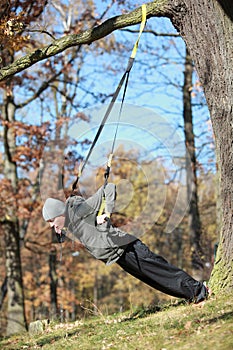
[48,215,65,234]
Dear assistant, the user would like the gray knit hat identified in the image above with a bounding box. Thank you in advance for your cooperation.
[42,198,65,221]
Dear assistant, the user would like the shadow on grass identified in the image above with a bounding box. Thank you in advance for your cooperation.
[124,299,188,321]
[202,311,233,325]
[35,328,80,347]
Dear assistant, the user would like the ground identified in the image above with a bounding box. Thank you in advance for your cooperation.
[0,292,232,349]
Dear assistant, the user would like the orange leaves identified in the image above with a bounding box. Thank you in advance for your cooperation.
[1,14,29,54]
[0,176,34,221]
[0,179,17,217]
[0,0,48,64]
[13,145,41,169]
[1,120,50,137]
[2,120,50,170]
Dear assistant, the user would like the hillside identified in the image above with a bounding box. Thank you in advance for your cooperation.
[0,293,232,350]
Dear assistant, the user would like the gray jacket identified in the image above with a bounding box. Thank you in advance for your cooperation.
[64,183,137,265]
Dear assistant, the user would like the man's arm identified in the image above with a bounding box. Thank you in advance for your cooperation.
[96,183,116,224]
[72,183,116,219]
[71,188,102,219]
[103,183,116,215]
[84,183,116,214]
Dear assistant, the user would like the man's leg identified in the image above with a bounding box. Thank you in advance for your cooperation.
[117,240,208,302]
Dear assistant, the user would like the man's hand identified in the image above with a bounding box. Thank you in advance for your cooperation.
[96,214,108,224]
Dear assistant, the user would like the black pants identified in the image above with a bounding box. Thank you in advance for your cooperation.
[117,239,205,302]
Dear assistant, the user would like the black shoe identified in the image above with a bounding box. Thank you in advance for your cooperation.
[195,282,211,304]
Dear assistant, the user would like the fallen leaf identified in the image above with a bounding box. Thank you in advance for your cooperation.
[184,321,192,330]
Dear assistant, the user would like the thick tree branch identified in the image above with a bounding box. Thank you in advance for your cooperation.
[0,1,170,81]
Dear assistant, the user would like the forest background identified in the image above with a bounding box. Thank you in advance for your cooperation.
[0,0,218,335]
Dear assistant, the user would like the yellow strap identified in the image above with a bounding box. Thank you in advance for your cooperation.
[97,6,147,216]
[107,153,113,168]
[130,4,147,59]
[98,197,106,216]
[74,5,146,188]
[78,161,83,178]
[98,197,110,217]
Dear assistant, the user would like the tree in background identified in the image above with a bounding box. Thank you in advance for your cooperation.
[0,0,49,335]
[183,47,204,281]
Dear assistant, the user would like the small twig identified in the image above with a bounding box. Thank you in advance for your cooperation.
[24,29,56,40]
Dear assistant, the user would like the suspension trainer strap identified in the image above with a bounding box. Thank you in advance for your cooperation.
[103,68,130,185]
[103,1,147,183]
[71,68,130,192]
[72,4,147,193]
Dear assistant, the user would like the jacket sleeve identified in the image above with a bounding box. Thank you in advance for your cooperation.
[103,183,116,214]
[73,188,102,219]
[84,183,116,214]
[71,183,116,219]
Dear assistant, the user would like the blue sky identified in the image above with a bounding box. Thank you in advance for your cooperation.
[67,10,214,174]
[1,1,214,181]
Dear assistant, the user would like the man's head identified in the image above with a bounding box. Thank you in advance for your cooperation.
[42,198,66,234]
[42,198,65,221]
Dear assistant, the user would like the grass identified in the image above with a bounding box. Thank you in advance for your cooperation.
[0,293,233,350]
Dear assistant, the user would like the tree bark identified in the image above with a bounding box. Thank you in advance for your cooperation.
[2,93,27,335]
[183,47,204,281]
[4,218,27,335]
[49,246,58,319]
[0,277,8,310]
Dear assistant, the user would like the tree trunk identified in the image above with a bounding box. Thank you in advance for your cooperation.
[2,93,27,335]
[0,277,8,311]
[183,47,204,281]
[169,0,233,292]
[4,218,27,335]
[49,246,58,319]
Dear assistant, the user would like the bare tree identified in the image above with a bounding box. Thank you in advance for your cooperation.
[183,47,204,281]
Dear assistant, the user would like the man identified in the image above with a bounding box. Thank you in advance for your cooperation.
[42,183,210,304]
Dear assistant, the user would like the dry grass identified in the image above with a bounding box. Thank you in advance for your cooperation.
[0,293,232,350]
